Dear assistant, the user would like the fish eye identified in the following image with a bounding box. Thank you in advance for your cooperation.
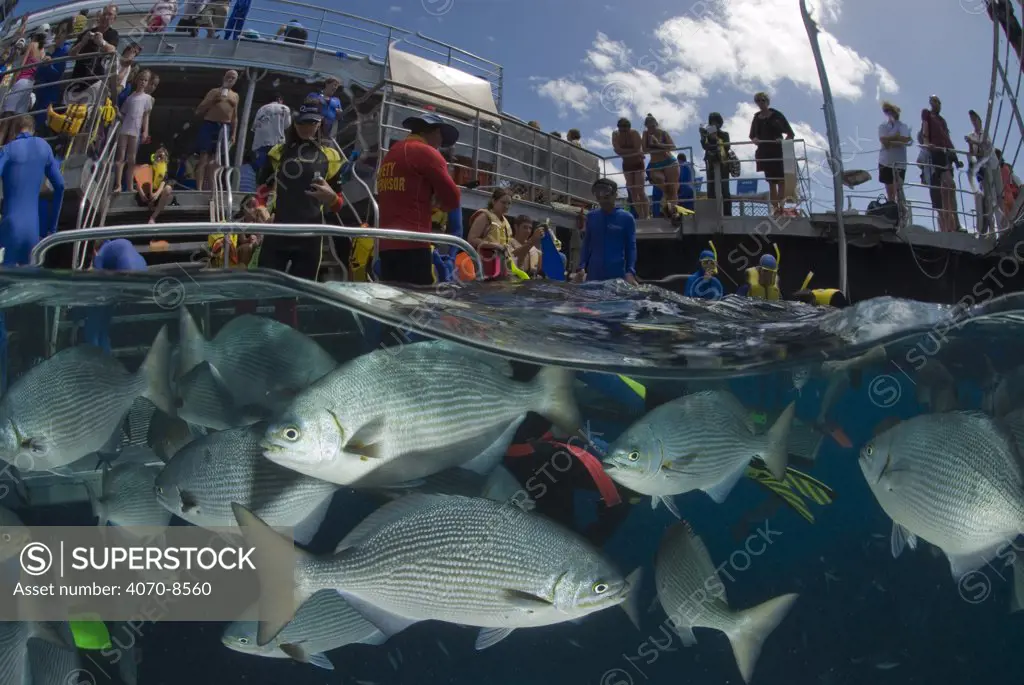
[864,445,874,457]
[282,427,301,442]
[593,582,609,594]
[238,637,249,645]
[1,533,9,542]
[627,451,640,462]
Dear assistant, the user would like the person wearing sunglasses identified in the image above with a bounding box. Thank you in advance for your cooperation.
[736,253,780,300]
[684,249,724,300]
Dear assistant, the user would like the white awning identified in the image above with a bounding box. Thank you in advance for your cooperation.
[387,44,500,127]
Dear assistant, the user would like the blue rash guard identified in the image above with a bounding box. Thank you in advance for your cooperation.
[685,270,724,299]
[33,41,71,130]
[579,207,636,281]
[0,133,65,266]
[79,240,147,353]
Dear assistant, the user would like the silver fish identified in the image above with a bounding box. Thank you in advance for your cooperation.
[175,361,269,430]
[156,424,337,545]
[984,365,1024,418]
[233,493,639,650]
[375,465,534,510]
[89,463,172,531]
[914,359,958,413]
[655,522,797,684]
[25,624,82,685]
[0,621,71,685]
[262,341,579,487]
[222,590,386,669]
[177,309,337,420]
[0,505,29,563]
[0,328,174,472]
[603,391,794,514]
[860,411,1024,608]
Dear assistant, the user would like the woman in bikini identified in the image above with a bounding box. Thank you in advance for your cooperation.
[611,117,648,219]
[642,114,680,219]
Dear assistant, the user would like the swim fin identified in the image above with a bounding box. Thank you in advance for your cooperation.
[744,461,836,524]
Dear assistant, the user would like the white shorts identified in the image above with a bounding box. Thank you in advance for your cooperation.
[3,78,34,114]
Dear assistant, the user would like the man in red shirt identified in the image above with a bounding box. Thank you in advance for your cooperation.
[377,112,461,285]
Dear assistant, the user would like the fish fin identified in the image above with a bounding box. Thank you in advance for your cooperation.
[139,325,176,416]
[534,366,581,435]
[660,452,701,474]
[946,544,1003,579]
[230,503,313,647]
[279,643,334,670]
[83,479,107,526]
[674,623,698,646]
[293,493,334,547]
[621,567,643,629]
[345,417,386,460]
[1011,554,1024,613]
[28,620,72,648]
[176,307,207,379]
[238,404,273,424]
[760,401,794,481]
[475,627,515,651]
[341,593,419,638]
[360,629,389,646]
[676,526,727,604]
[481,465,529,506]
[501,588,555,609]
[890,523,916,558]
[726,593,799,684]
[703,458,749,504]
[378,479,428,490]
[658,496,681,519]
[461,419,522,476]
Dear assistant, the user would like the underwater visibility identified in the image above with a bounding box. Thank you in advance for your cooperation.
[0,272,1021,685]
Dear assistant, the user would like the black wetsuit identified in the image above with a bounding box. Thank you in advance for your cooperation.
[256,137,343,280]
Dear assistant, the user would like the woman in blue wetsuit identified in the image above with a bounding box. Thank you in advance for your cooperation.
[572,178,637,284]
[0,115,65,265]
[79,240,147,353]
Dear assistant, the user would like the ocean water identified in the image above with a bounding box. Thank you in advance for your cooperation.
[1,270,1022,685]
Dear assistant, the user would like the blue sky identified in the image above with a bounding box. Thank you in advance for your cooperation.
[20,0,1010,220]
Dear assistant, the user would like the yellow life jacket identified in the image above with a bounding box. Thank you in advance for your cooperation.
[349,236,374,281]
[745,267,780,301]
[811,288,840,306]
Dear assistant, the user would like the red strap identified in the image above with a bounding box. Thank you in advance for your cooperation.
[505,443,536,458]
[563,441,622,507]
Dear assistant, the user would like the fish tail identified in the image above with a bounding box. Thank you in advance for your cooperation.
[231,503,316,646]
[177,306,208,380]
[759,402,794,481]
[533,366,581,435]
[140,326,176,416]
[726,593,799,684]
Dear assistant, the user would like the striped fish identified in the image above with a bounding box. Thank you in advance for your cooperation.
[860,411,1024,608]
[89,463,172,531]
[603,391,795,514]
[222,590,386,669]
[25,624,82,685]
[233,494,639,650]
[0,327,174,473]
[0,621,72,685]
[262,341,579,487]
[655,522,798,684]
[177,309,337,422]
[155,424,337,545]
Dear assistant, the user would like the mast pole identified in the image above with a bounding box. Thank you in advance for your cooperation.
[799,0,849,297]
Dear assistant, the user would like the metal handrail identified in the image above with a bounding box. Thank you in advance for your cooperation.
[30,223,485,278]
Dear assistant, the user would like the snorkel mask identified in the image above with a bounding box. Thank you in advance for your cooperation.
[758,245,780,286]
[700,242,718,277]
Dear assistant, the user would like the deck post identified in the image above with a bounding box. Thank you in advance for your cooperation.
[800,0,849,297]
[233,67,264,171]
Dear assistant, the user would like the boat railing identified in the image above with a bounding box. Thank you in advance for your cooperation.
[6,0,504,106]
[0,49,118,151]
[29,222,486,279]
[336,79,606,208]
[834,141,1006,235]
[73,117,121,267]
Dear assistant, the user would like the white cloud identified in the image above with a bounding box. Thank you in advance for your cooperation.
[389,5,400,11]
[581,126,615,151]
[652,0,897,102]
[533,78,592,116]
[719,102,829,186]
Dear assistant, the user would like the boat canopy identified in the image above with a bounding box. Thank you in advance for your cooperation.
[387,45,501,128]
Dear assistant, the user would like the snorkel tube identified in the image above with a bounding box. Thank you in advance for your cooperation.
[800,270,814,292]
[705,240,719,276]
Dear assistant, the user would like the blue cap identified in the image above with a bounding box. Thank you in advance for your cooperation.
[760,254,777,269]
[699,250,715,261]
[296,98,323,124]
[403,112,460,148]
